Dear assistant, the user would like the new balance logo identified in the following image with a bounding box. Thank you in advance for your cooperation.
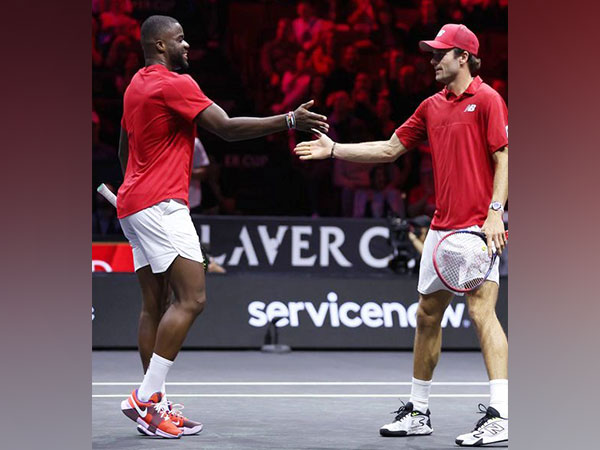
[464,104,477,112]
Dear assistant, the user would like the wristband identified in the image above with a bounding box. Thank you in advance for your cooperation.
[330,142,336,159]
[286,111,296,130]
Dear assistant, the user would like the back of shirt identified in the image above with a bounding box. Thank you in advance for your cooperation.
[117,64,213,218]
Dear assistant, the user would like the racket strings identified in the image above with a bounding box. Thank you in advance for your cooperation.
[437,233,493,290]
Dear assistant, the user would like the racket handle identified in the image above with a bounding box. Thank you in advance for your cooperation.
[97,183,117,208]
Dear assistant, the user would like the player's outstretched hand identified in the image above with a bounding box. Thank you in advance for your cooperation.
[294,130,334,160]
[481,212,506,257]
[293,100,329,134]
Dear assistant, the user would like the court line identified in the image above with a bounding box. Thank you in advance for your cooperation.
[93,381,488,386]
[93,394,489,398]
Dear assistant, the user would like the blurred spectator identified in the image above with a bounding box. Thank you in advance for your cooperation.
[325,44,359,95]
[309,26,336,77]
[92,111,116,162]
[407,0,440,50]
[371,6,403,50]
[104,19,141,70]
[408,215,432,256]
[328,91,373,216]
[391,64,422,120]
[260,18,299,90]
[308,75,327,113]
[114,51,142,94]
[92,17,104,68]
[347,0,377,35]
[407,147,436,218]
[271,51,312,114]
[354,164,406,218]
[375,97,396,139]
[189,138,211,214]
[292,1,325,52]
[92,182,121,235]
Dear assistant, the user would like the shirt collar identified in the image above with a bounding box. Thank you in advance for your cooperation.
[144,63,169,73]
[444,76,483,100]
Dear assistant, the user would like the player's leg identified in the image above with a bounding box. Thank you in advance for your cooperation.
[380,289,453,437]
[455,281,508,446]
[380,227,454,438]
[153,256,206,360]
[466,281,507,381]
[413,290,455,381]
[120,201,204,438]
[136,266,169,372]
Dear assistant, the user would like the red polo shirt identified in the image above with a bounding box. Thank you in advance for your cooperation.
[395,76,508,230]
[117,64,213,218]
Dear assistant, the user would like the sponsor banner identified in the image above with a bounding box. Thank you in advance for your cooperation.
[192,216,395,273]
[93,273,508,349]
[93,216,508,274]
[92,243,134,272]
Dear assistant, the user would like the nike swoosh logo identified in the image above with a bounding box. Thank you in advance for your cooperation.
[131,397,148,418]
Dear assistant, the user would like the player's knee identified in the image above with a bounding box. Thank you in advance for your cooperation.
[181,291,206,316]
[467,305,494,328]
[416,304,443,329]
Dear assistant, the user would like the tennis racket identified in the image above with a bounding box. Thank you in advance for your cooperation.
[432,230,508,293]
[97,183,117,207]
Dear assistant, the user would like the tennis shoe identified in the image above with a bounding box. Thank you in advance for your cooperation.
[121,390,182,439]
[136,400,203,436]
[379,401,433,437]
[455,404,508,446]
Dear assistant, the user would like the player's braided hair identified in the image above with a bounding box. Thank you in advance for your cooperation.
[453,48,482,75]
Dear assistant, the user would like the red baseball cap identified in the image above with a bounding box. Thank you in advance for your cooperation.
[419,24,479,56]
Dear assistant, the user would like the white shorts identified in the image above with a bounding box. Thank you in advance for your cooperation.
[119,199,205,273]
[418,225,500,297]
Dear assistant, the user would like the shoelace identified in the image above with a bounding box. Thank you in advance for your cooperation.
[166,401,185,418]
[153,398,171,420]
[390,401,411,421]
[473,403,495,431]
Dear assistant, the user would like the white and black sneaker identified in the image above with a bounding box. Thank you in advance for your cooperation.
[379,401,433,437]
[455,404,508,446]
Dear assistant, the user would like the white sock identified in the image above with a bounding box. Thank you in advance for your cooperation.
[161,381,167,399]
[489,379,508,418]
[409,377,432,413]
[137,353,173,402]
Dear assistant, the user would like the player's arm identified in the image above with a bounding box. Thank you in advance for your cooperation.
[481,146,508,255]
[294,131,408,163]
[117,127,128,176]
[195,100,328,142]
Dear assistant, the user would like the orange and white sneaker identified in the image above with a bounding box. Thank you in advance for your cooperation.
[166,401,203,435]
[121,390,182,439]
[137,400,203,436]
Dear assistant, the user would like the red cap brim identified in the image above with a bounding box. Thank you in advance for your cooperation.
[419,40,455,52]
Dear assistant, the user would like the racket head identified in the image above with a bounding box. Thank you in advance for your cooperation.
[432,230,497,293]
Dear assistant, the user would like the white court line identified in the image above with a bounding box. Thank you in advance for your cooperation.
[93,393,489,398]
[92,381,488,386]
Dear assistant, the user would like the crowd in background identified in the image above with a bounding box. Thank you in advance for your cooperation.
[92,0,508,234]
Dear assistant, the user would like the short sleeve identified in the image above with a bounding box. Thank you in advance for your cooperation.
[395,99,429,149]
[485,92,508,153]
[163,75,214,123]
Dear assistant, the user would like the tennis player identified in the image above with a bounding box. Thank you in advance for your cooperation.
[117,15,329,438]
[294,24,508,447]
